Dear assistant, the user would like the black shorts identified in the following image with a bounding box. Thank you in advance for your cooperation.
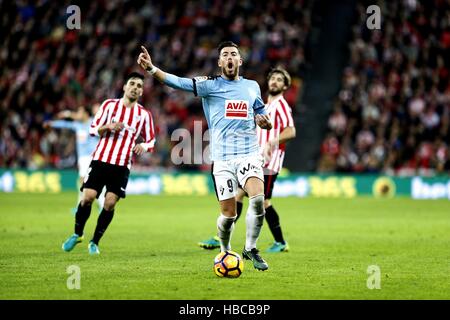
[263,174,278,199]
[81,160,130,198]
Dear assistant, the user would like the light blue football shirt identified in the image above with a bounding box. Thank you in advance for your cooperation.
[164,74,267,161]
[50,119,98,159]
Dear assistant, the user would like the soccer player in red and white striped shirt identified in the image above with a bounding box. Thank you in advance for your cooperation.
[62,72,156,255]
[198,68,296,252]
[254,68,296,252]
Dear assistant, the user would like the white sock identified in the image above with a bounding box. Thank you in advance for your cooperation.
[245,194,265,251]
[217,214,237,252]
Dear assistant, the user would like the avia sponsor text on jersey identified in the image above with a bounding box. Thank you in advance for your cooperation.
[225,100,249,119]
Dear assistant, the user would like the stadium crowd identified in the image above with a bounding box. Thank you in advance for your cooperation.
[1,0,448,176]
[0,0,305,171]
[318,0,450,175]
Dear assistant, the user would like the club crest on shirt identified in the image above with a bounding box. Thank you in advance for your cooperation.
[224,100,249,119]
[194,76,208,83]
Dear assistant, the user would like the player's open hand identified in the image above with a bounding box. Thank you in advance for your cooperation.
[255,114,272,130]
[137,46,153,71]
[133,144,145,155]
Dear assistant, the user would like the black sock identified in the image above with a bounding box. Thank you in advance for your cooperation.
[265,205,286,244]
[74,202,92,236]
[92,209,115,245]
[235,201,243,222]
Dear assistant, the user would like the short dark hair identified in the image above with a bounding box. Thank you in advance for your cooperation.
[125,72,145,83]
[217,41,240,54]
[267,67,291,88]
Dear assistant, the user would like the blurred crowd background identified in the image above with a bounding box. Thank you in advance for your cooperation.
[0,0,449,175]
[318,0,450,175]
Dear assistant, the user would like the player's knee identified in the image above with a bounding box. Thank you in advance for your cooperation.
[81,196,95,206]
[221,206,236,217]
[103,201,116,211]
[264,199,271,208]
[245,178,264,197]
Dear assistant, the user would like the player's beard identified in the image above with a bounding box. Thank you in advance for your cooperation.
[222,62,238,79]
[269,87,283,96]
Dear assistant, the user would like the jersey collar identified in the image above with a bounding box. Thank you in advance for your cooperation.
[220,75,243,82]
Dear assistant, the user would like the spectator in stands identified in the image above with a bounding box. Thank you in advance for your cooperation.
[0,1,305,171]
[319,0,450,175]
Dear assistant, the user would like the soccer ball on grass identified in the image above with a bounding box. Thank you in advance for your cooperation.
[214,250,244,278]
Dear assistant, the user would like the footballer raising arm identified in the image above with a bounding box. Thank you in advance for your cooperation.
[138,42,272,271]
[137,45,272,130]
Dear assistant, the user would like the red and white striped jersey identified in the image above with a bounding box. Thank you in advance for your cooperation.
[257,96,294,173]
[89,98,155,168]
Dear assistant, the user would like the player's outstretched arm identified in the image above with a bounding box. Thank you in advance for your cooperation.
[137,45,195,93]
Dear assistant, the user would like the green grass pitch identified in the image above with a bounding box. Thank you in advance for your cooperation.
[0,192,449,299]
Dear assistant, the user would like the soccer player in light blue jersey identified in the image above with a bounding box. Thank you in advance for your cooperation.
[137,41,272,270]
[44,105,105,211]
